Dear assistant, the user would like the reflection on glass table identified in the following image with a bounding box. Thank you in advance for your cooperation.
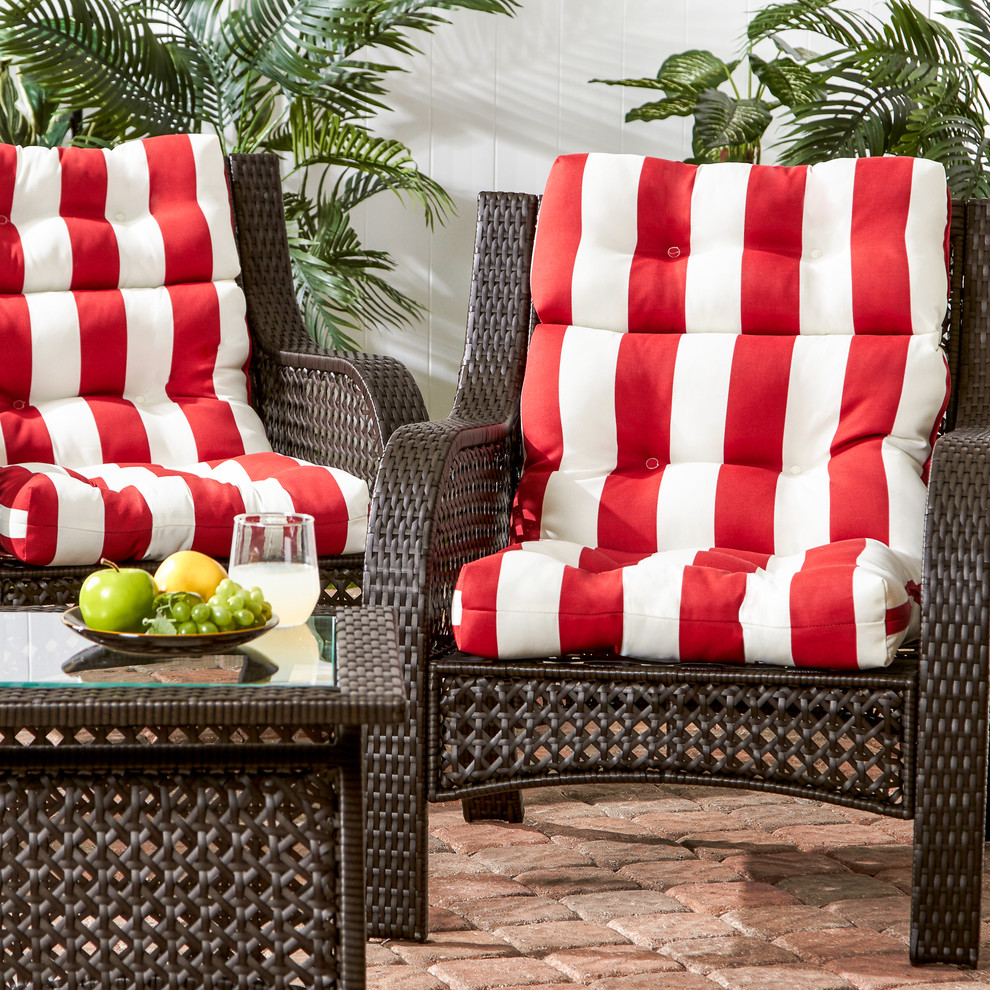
[0,609,336,689]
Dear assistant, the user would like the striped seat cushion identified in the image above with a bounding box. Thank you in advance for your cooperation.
[453,539,918,668]
[453,153,951,670]
[0,453,368,565]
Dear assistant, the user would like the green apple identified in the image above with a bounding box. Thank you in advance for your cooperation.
[78,559,158,632]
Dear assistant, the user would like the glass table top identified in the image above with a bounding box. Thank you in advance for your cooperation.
[0,611,337,689]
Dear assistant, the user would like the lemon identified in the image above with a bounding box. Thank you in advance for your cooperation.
[154,550,228,601]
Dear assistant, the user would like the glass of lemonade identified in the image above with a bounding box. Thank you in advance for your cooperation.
[228,513,321,627]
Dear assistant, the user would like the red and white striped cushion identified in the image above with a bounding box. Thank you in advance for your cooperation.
[0,452,368,565]
[0,133,269,468]
[453,153,951,670]
[512,322,949,561]
[533,154,949,335]
[453,539,918,669]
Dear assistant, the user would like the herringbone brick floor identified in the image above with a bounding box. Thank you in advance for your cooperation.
[367,782,990,990]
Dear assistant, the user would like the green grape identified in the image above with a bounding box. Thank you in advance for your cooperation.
[177,621,198,635]
[245,597,262,617]
[190,603,211,624]
[249,587,264,604]
[227,593,246,612]
[233,608,254,627]
[216,578,237,598]
[197,620,218,634]
[211,604,232,627]
[172,600,192,623]
[260,603,272,621]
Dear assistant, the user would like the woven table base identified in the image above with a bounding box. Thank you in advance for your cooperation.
[1,769,341,990]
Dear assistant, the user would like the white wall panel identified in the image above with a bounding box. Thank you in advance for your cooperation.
[356,0,934,414]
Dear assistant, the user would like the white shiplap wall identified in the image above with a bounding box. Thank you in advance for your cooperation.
[354,0,934,414]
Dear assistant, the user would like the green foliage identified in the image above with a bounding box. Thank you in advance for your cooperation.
[0,0,517,347]
[594,0,990,198]
[593,43,807,164]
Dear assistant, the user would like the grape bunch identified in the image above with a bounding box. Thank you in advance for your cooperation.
[143,579,272,635]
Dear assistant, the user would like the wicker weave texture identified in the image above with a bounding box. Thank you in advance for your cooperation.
[362,192,539,941]
[432,659,915,815]
[2,770,341,990]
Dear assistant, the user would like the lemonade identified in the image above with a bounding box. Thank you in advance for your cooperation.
[227,562,321,627]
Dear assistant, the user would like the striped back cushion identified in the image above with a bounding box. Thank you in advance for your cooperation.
[514,154,951,562]
[0,133,270,469]
[533,154,949,335]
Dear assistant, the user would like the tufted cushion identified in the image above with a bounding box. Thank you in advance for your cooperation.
[453,539,918,667]
[0,133,370,565]
[511,322,949,561]
[454,153,951,669]
[532,153,950,335]
[0,133,269,468]
[0,453,368,565]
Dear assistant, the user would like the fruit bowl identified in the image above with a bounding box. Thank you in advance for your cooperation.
[61,606,279,657]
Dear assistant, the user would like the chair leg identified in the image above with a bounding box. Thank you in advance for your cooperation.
[911,648,988,966]
[462,790,524,823]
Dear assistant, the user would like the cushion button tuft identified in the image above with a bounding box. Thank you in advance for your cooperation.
[645,457,660,470]
[667,246,681,259]
[113,211,126,222]
[789,464,802,475]
[0,215,8,225]
[810,248,823,259]
[12,399,25,410]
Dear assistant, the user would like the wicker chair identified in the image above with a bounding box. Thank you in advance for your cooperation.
[0,152,427,608]
[362,189,990,966]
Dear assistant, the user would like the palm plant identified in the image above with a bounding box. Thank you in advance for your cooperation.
[750,0,990,198]
[595,0,990,199]
[0,0,517,348]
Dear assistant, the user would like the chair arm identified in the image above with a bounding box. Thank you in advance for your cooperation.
[921,426,990,669]
[363,414,519,663]
[253,344,428,488]
[915,426,990,935]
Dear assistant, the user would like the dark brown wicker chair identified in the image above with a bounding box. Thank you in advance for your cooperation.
[362,191,990,966]
[0,152,428,609]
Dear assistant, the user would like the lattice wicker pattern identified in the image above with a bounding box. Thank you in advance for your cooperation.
[434,660,915,814]
[2,770,341,990]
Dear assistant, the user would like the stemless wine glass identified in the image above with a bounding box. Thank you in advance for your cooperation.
[228,513,321,627]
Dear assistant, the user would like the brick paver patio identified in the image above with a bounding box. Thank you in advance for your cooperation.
[367,782,990,989]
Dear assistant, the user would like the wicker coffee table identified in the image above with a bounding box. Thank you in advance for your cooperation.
[0,605,405,990]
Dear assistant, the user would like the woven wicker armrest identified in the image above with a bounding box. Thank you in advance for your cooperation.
[254,345,428,487]
[363,415,516,656]
[912,425,990,965]
[920,425,990,659]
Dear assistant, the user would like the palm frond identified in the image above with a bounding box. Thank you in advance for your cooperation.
[901,108,990,198]
[747,0,881,49]
[776,74,914,162]
[223,0,517,121]
[0,0,196,139]
[285,191,423,349]
[272,103,452,224]
[941,0,990,85]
